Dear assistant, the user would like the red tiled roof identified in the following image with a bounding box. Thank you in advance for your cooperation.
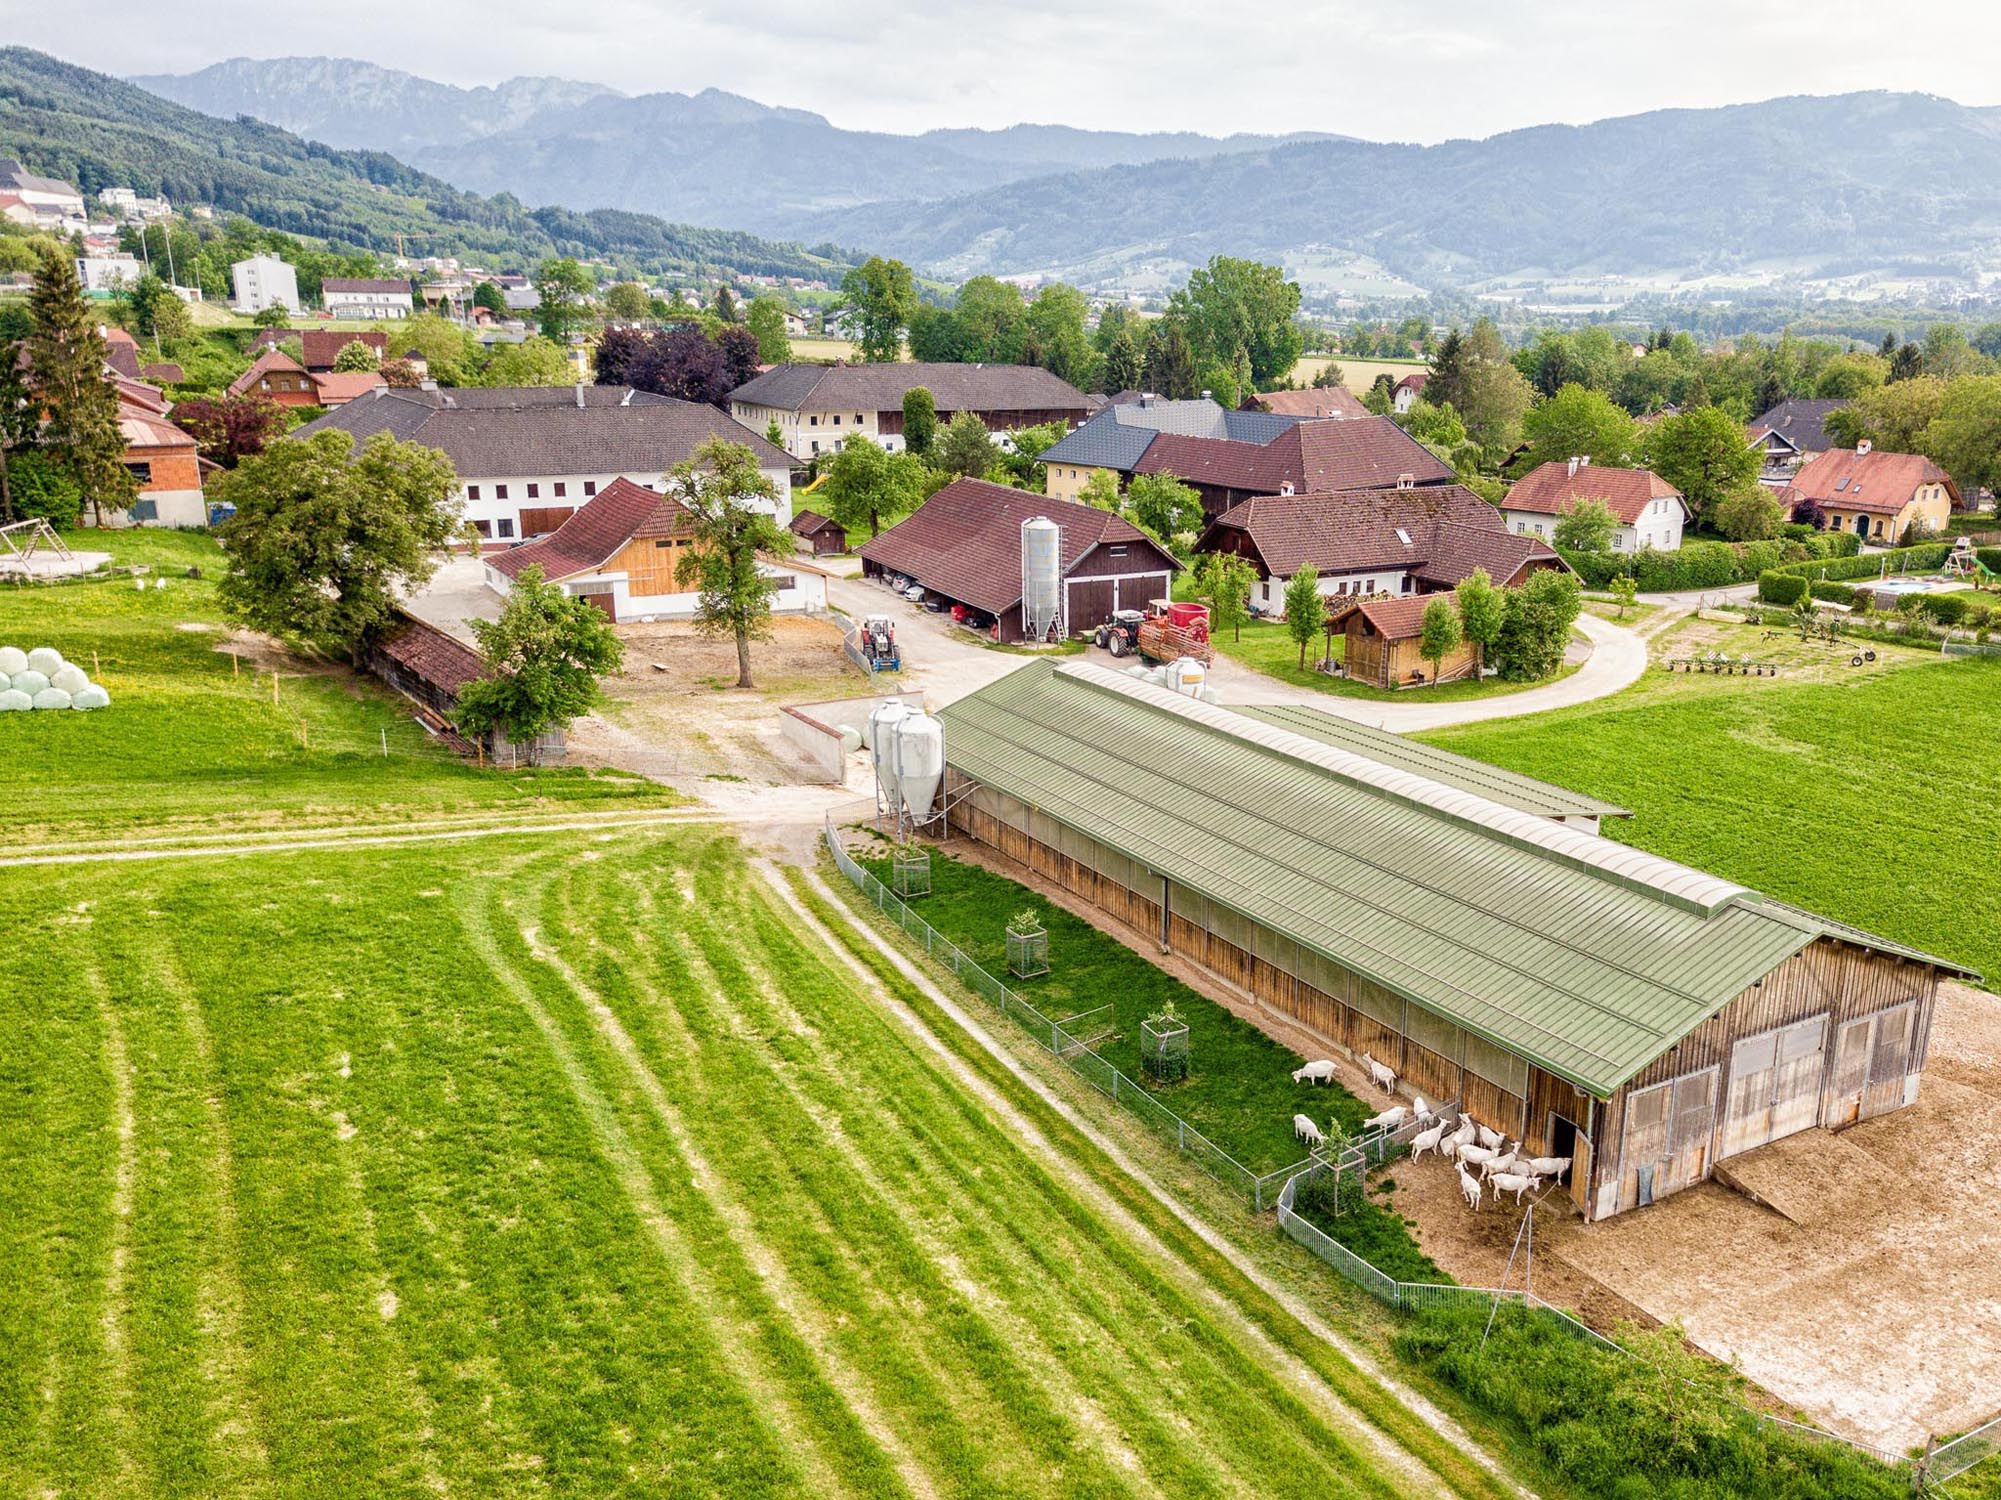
[1135,415,1453,494]
[1781,447,1961,516]
[859,477,1178,615]
[1198,484,1560,587]
[228,348,309,398]
[1334,591,1457,642]
[1505,461,1684,524]
[141,362,184,385]
[254,328,389,370]
[375,613,485,697]
[486,477,691,581]
[1252,387,1369,420]
[1393,371,1428,394]
[311,370,387,405]
[789,508,842,536]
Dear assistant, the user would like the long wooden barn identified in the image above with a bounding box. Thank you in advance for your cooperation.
[936,662,1977,1220]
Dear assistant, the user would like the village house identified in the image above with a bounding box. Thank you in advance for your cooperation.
[1246,386,1369,420]
[76,255,143,295]
[938,660,1976,1221]
[296,385,791,543]
[729,362,1092,461]
[320,277,415,320]
[231,254,299,316]
[788,509,847,556]
[252,328,389,372]
[1391,371,1428,413]
[1746,397,1847,480]
[1781,442,1958,543]
[480,477,827,622]
[99,371,209,528]
[228,349,323,408]
[860,478,1179,643]
[0,159,84,224]
[1194,482,1561,613]
[1039,397,1300,502]
[1501,458,1689,553]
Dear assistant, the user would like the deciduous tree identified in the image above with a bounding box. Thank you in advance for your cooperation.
[746,296,791,363]
[836,256,916,363]
[331,338,380,372]
[821,434,929,541]
[1076,469,1121,509]
[1142,317,1198,400]
[1122,471,1203,548]
[901,385,936,455]
[1456,567,1504,671]
[1282,564,1323,669]
[1710,484,1784,541]
[1195,551,1256,641]
[1553,498,1618,553]
[1520,383,1641,470]
[936,410,999,478]
[213,430,461,661]
[1920,373,2001,495]
[481,335,573,387]
[129,274,192,342]
[533,257,596,342]
[170,394,288,468]
[1493,568,1581,682]
[1645,405,1761,520]
[1169,256,1303,386]
[454,565,625,761]
[472,281,508,316]
[668,438,793,688]
[1418,597,1463,684]
[601,281,651,322]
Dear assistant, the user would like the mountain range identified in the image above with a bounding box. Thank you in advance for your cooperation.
[134,57,1342,239]
[0,49,840,279]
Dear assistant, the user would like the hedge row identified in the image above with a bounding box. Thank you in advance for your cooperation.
[1559,529,1863,593]
[1763,541,1953,583]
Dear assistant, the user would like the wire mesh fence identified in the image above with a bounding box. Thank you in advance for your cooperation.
[826,817,1312,1208]
[827,817,1953,1482]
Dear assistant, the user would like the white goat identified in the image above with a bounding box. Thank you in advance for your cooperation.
[1362,1053,1397,1094]
[1412,1095,1436,1127]
[1457,1142,1498,1170]
[1362,1105,1408,1132]
[1457,1163,1484,1211]
[1482,1146,1519,1179]
[1521,1155,1571,1181]
[1293,1113,1325,1148]
[1449,1119,1478,1152]
[1410,1119,1450,1162]
[1475,1123,1505,1152]
[1291,1059,1337,1085]
[1489,1170,1541,1205]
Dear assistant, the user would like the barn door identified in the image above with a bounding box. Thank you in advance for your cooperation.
[1722,1032,1778,1158]
[1664,1067,1718,1192]
[1619,1082,1670,1210]
[1770,1017,1827,1138]
[1722,1016,1828,1158]
[1865,1004,1915,1116]
[1824,1017,1874,1127]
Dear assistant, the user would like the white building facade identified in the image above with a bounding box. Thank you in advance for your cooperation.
[76,255,143,294]
[457,465,791,543]
[321,279,415,319]
[232,255,300,315]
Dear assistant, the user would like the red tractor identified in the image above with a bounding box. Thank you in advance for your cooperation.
[1096,599,1213,664]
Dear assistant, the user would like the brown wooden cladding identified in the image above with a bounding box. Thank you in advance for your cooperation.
[942,771,1949,1221]
[612,536,691,599]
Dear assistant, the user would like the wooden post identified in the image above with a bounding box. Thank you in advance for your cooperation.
[231,650,238,677]
[272,672,280,705]
[380,728,388,758]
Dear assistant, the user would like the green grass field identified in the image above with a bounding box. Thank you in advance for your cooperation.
[0,827,1491,1498]
[1426,653,2001,985]
[0,536,671,842]
[1211,620,1578,702]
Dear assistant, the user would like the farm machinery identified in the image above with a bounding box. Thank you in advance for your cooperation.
[858,614,902,671]
[1095,599,1214,664]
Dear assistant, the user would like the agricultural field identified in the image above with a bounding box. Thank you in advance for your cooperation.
[0,827,1506,1499]
[1427,651,2001,986]
[0,535,670,843]
[1279,356,1429,397]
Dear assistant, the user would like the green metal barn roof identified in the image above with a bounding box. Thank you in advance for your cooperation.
[1231,703,1631,822]
[940,662,1976,1097]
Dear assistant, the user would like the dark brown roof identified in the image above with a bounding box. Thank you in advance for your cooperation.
[1198,484,1561,587]
[1505,461,1684,524]
[789,508,842,537]
[1781,447,1961,515]
[730,361,1090,416]
[1251,387,1369,420]
[1135,415,1453,494]
[1334,591,1458,642]
[254,328,389,371]
[141,362,184,385]
[375,613,485,698]
[860,477,1178,614]
[227,348,309,398]
[322,278,412,295]
[100,326,141,380]
[486,477,688,581]
[295,386,790,477]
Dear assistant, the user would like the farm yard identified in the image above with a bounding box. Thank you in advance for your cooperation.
[0,827,1514,1500]
[1205,619,1583,702]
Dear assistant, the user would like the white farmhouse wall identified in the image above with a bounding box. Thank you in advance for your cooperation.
[458,465,793,541]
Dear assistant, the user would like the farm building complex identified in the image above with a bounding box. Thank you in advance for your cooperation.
[728,361,1092,460]
[937,661,1976,1221]
[859,478,1179,642]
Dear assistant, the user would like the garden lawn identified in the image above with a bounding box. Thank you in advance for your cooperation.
[1426,654,2001,986]
[1211,620,1578,702]
[0,534,671,841]
[860,849,1374,1174]
[0,826,1454,1499]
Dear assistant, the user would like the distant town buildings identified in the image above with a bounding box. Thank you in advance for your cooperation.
[75,255,144,294]
[0,158,84,225]
[321,277,415,320]
[730,362,1092,461]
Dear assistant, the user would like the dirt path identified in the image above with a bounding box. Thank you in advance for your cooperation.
[783,863,1525,1499]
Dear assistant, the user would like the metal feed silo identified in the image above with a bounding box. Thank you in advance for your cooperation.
[1020,517,1062,643]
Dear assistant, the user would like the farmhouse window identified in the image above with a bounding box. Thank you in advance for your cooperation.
[472,520,491,538]
[495,485,509,500]
[584,482,597,496]
[497,519,514,539]
[467,485,481,500]
[124,461,152,483]
[768,575,797,591]
[553,483,566,497]
[527,484,539,498]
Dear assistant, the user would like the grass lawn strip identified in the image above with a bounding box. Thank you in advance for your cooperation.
[785,863,1516,1500]
[1210,619,1582,703]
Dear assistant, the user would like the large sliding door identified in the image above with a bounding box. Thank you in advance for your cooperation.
[1721,1015,1827,1158]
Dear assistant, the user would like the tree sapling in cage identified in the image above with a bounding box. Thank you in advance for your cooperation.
[1140,999,1190,1082]
[890,843,931,898]
[1005,908,1049,979]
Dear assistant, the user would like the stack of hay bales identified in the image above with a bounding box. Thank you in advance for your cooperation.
[0,645,110,710]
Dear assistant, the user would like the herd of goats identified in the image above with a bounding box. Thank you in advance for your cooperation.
[1290,1055,1573,1212]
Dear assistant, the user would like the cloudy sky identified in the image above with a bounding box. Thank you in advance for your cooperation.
[12,0,2001,140]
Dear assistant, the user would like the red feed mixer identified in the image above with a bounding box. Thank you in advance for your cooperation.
[1097,599,1214,664]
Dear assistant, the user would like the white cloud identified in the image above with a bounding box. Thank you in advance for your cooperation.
[9,0,2001,141]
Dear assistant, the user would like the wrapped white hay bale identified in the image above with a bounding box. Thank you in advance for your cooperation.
[26,647,64,676]
[0,647,25,676]
[51,665,90,696]
[10,669,49,696]
[71,684,109,710]
[0,688,30,711]
[31,687,72,710]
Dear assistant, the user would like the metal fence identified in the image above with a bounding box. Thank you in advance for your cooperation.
[824,817,1312,1208]
[826,818,1970,1482]
[831,611,879,681]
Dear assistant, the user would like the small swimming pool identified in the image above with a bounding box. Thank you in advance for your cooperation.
[1868,576,1945,595]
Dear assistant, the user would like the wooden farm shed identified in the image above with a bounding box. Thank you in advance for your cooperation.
[1329,592,1478,690]
[937,661,1977,1220]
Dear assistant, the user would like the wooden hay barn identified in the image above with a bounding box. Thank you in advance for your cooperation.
[938,662,1977,1220]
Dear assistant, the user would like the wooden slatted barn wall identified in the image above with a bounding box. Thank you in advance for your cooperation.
[1590,939,1938,1217]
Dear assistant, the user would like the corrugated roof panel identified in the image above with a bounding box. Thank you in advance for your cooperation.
[939,662,1972,1095]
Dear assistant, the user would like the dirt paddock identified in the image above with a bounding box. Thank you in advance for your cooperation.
[1380,980,2001,1454]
